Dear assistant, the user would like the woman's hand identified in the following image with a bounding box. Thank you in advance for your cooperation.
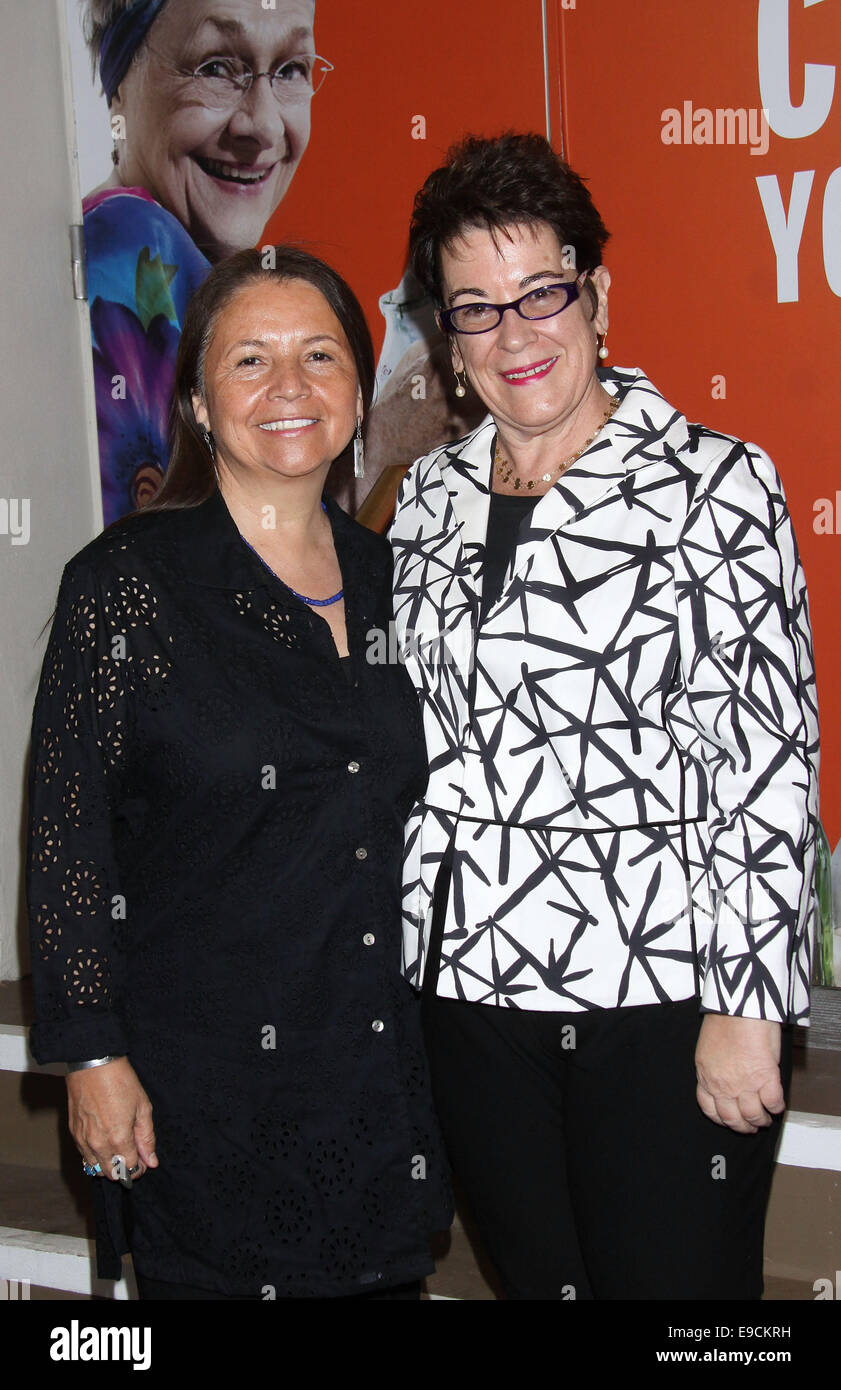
[695,1014,784,1133]
[67,1057,158,1181]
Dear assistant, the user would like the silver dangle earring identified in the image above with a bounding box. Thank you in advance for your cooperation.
[200,426,216,460]
[201,427,220,483]
[454,371,467,399]
[353,417,365,479]
[597,333,609,360]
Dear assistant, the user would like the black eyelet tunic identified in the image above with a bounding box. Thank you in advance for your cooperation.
[26,489,452,1297]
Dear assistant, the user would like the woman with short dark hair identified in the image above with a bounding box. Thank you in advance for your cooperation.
[27,245,450,1299]
[390,132,819,1300]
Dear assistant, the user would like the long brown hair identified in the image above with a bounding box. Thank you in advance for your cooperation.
[144,245,376,514]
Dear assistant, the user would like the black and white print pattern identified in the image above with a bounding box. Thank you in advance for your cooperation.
[390,368,819,1022]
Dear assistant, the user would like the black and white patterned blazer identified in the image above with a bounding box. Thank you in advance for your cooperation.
[389,368,819,1023]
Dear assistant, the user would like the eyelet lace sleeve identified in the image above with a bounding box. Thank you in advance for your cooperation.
[27,558,130,1063]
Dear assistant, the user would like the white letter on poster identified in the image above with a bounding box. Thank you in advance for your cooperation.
[821,166,841,296]
[758,0,835,139]
[756,170,815,301]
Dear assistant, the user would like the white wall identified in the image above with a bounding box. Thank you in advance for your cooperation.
[64,0,112,197]
[0,0,100,979]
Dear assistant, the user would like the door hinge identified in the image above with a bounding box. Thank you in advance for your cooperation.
[69,224,87,301]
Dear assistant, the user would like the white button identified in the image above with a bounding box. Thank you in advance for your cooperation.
[347,760,360,774]
[371,1019,384,1032]
[363,933,375,946]
[355,847,368,860]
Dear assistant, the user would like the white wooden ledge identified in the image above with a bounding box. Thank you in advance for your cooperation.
[3,1021,840,1171]
[0,1228,134,1299]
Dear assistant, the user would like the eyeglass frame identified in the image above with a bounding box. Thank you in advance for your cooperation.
[165,52,334,104]
[438,270,591,336]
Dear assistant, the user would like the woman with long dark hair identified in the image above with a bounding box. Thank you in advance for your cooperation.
[27,245,450,1299]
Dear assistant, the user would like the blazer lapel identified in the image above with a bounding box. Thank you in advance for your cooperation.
[509,431,628,581]
[435,416,496,602]
[498,369,691,601]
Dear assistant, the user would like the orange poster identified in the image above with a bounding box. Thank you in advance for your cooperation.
[555,0,840,859]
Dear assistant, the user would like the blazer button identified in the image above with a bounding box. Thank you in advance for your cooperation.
[347,760,361,774]
[363,932,375,946]
[355,847,368,860]
[371,1019,384,1032]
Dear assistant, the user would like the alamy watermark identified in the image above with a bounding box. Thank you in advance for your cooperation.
[661,102,770,156]
[366,623,474,671]
[50,1321,151,1369]
[662,879,776,936]
[813,1271,841,1300]
[0,497,30,545]
[0,1278,30,1300]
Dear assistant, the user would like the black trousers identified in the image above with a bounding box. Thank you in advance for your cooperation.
[420,870,791,1301]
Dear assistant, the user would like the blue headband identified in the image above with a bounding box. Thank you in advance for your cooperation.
[99,0,168,104]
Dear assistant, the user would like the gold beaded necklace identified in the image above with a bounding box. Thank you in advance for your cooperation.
[494,397,619,491]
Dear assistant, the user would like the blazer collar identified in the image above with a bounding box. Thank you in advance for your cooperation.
[433,418,496,580]
[510,368,690,584]
[434,367,690,605]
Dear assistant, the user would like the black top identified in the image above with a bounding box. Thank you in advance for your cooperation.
[26,489,451,1297]
[480,489,542,619]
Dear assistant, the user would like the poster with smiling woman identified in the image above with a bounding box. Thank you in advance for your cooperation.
[64,0,550,525]
[67,0,326,523]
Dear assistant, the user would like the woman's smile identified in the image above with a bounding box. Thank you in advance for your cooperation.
[193,155,279,190]
[499,355,560,385]
[257,417,319,433]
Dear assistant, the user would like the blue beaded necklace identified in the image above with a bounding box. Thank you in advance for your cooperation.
[241,502,344,608]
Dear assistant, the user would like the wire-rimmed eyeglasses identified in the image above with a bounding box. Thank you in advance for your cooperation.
[440,273,588,335]
[175,54,334,110]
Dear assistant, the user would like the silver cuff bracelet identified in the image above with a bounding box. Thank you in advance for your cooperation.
[66,1055,124,1073]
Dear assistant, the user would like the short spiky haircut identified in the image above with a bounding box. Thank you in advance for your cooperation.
[409,132,610,315]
